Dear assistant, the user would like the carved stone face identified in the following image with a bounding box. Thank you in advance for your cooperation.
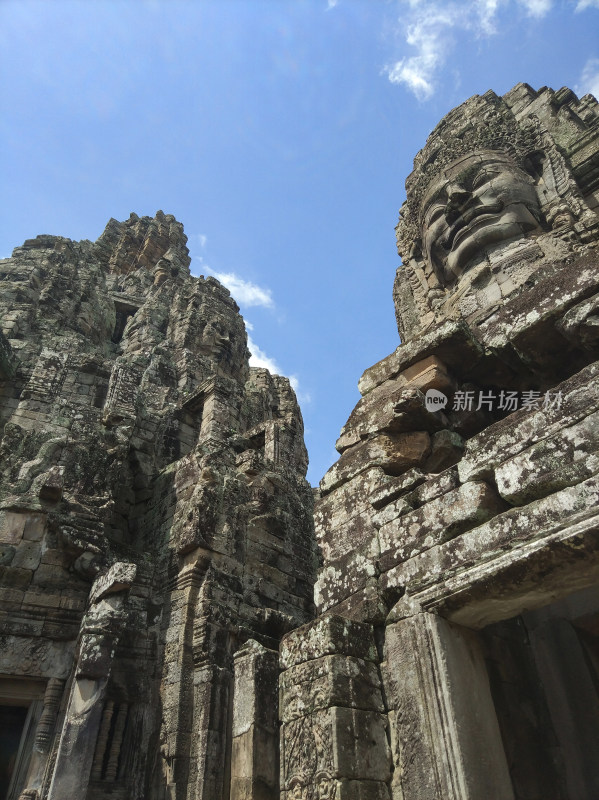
[420,150,541,284]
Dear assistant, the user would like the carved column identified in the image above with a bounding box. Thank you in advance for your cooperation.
[45,638,114,799]
[381,613,513,800]
[17,678,65,800]
[105,703,128,781]
[190,662,232,800]
[45,564,137,800]
[526,613,599,797]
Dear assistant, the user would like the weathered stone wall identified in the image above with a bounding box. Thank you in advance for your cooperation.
[303,84,599,800]
[0,212,316,800]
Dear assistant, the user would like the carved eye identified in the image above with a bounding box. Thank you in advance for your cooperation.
[424,203,445,225]
[472,168,499,190]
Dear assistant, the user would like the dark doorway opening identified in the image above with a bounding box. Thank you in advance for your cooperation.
[0,705,28,799]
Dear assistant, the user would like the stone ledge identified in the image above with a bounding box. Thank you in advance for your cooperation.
[377,480,506,574]
[358,320,484,396]
[382,477,599,625]
[459,360,599,483]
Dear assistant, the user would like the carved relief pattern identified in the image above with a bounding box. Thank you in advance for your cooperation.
[283,685,335,800]
[105,702,128,781]
[91,699,114,781]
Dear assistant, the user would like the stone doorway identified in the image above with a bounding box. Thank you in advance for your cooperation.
[0,705,29,798]
[0,678,46,800]
[483,585,599,800]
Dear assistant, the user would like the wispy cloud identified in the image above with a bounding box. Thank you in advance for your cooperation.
[386,5,457,101]
[247,334,282,373]
[385,0,553,100]
[517,0,552,16]
[576,0,599,9]
[577,57,599,97]
[247,333,311,404]
[327,0,339,8]
[188,232,208,249]
[209,270,274,309]
[290,375,312,405]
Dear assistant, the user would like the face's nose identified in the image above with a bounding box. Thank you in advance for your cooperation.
[445,182,471,224]
[447,181,470,205]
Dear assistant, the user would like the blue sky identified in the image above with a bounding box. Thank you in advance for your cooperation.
[1,0,598,485]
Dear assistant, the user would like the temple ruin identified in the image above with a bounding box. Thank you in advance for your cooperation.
[1,82,599,799]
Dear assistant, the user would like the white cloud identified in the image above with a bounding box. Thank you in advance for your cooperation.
[516,0,552,16]
[327,0,339,8]
[385,4,459,101]
[210,271,274,309]
[290,375,312,405]
[576,0,599,9]
[577,57,599,97]
[188,232,207,250]
[247,335,311,404]
[247,334,282,372]
[476,0,503,34]
[385,0,554,100]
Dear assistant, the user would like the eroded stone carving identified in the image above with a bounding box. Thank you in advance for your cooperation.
[0,211,315,800]
[394,84,599,340]
[314,84,599,800]
[420,149,542,284]
[2,83,599,800]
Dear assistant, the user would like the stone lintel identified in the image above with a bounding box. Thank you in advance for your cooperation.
[385,508,599,630]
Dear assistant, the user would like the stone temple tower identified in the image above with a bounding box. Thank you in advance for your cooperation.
[2,83,599,800]
[281,84,599,800]
[0,212,316,800]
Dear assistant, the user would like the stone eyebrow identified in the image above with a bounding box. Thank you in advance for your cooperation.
[453,163,481,189]
[421,186,447,217]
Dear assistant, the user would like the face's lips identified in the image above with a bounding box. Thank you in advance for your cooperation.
[440,200,504,252]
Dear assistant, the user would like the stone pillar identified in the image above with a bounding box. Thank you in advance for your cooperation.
[382,613,513,800]
[230,640,279,800]
[90,699,114,781]
[190,663,232,800]
[280,616,391,800]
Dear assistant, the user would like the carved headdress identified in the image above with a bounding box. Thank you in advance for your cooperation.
[396,91,539,260]
[393,84,599,342]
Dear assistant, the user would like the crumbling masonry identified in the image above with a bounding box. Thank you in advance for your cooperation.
[2,83,599,800]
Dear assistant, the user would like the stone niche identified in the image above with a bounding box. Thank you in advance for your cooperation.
[306,83,599,800]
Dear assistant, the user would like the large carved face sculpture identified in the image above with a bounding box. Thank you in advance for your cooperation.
[419,149,542,284]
